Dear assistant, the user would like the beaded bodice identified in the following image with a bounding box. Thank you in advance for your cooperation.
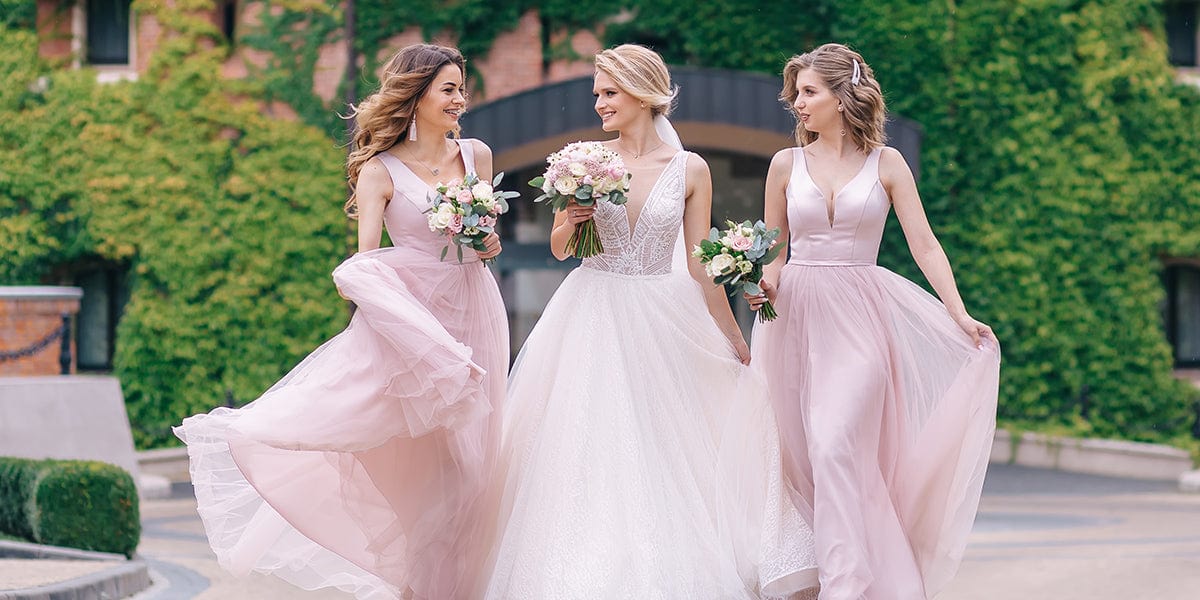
[582,151,688,277]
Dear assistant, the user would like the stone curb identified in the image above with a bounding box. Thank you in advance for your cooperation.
[990,429,1194,481]
[0,542,150,600]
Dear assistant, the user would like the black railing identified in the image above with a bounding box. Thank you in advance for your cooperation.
[0,313,72,374]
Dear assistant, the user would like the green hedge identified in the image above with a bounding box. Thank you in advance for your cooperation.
[0,457,140,557]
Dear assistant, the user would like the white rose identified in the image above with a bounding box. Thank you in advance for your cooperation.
[471,182,493,200]
[554,176,579,195]
[432,211,454,229]
[709,253,736,275]
[569,162,587,177]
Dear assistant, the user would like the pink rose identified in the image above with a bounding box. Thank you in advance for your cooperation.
[478,215,497,228]
[608,165,625,179]
[449,214,463,234]
[456,189,474,204]
[729,234,753,251]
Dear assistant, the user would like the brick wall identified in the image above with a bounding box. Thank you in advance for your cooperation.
[0,289,81,377]
[34,2,606,111]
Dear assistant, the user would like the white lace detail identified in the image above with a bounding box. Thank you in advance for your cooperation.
[582,152,687,277]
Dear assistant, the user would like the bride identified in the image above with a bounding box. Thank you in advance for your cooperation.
[483,44,817,599]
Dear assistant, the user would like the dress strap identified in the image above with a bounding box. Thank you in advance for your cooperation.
[456,138,477,175]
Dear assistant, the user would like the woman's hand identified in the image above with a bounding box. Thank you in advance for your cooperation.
[954,313,995,349]
[743,279,778,311]
[564,198,595,225]
[476,232,502,260]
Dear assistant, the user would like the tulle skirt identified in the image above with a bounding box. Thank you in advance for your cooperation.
[175,247,508,600]
[752,262,1001,600]
[483,267,818,600]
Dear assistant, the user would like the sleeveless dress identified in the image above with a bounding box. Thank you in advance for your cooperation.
[751,147,1002,600]
[175,138,508,600]
[483,150,818,599]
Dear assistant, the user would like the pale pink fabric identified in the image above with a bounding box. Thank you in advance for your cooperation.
[751,147,1001,600]
[175,139,508,600]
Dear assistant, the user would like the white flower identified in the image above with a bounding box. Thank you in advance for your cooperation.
[554,176,579,195]
[569,162,587,177]
[431,210,454,230]
[471,182,493,200]
[709,253,736,275]
[738,260,753,274]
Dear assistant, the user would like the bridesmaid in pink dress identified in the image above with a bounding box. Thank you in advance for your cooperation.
[175,44,508,600]
[747,43,1001,599]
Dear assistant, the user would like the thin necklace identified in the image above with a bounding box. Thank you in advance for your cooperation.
[619,139,666,159]
[401,142,446,176]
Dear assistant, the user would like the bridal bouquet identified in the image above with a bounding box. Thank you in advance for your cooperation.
[529,141,631,258]
[692,220,784,322]
[426,172,519,263]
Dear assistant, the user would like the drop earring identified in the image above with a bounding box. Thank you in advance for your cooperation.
[408,114,417,141]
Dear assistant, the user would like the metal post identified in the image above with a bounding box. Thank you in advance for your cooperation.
[59,313,71,375]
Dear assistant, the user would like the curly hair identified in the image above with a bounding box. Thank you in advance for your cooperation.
[780,43,887,152]
[344,44,465,218]
[594,44,678,117]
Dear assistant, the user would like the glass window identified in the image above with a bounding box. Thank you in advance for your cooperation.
[86,0,131,65]
[1166,263,1200,367]
[1167,1,1199,67]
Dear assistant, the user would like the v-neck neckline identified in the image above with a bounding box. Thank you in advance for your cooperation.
[798,147,873,228]
[623,151,683,240]
[387,139,467,199]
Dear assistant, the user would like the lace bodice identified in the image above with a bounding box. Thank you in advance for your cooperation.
[582,151,688,277]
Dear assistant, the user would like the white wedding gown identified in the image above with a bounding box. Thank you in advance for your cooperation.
[483,150,819,599]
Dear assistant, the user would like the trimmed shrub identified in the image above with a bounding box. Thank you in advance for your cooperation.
[0,457,140,557]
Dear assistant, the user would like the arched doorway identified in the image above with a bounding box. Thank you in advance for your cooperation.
[464,67,922,354]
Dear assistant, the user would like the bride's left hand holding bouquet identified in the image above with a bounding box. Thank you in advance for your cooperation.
[426,173,520,264]
[529,142,631,258]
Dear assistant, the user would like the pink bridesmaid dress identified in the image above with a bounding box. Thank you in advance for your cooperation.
[751,146,1001,600]
[175,138,508,600]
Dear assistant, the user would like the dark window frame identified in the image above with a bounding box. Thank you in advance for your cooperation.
[85,0,132,66]
[1166,0,1199,67]
[1165,262,1200,368]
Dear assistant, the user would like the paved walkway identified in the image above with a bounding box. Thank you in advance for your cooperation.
[8,464,1200,598]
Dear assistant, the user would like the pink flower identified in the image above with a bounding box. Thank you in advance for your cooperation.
[608,165,625,179]
[449,214,463,234]
[479,215,496,228]
[728,234,753,251]
[456,189,474,204]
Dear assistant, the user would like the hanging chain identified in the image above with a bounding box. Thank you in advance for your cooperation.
[0,322,67,362]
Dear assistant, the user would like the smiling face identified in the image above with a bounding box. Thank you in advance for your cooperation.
[593,70,644,133]
[414,63,466,134]
[791,67,841,137]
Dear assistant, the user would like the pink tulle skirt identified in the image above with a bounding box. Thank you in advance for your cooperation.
[751,263,1000,600]
[175,247,508,600]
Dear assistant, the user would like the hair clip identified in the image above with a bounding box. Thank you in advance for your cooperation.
[851,60,861,85]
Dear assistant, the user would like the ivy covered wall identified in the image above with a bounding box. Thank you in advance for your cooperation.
[0,5,348,446]
[2,0,1198,448]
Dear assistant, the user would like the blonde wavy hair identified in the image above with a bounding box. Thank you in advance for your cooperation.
[594,44,678,117]
[780,43,886,152]
[344,44,465,218]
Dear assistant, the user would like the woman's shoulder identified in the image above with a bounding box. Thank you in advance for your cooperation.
[459,137,492,156]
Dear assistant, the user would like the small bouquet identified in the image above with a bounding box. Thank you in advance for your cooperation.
[692,220,784,322]
[529,141,631,258]
[426,172,519,263]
